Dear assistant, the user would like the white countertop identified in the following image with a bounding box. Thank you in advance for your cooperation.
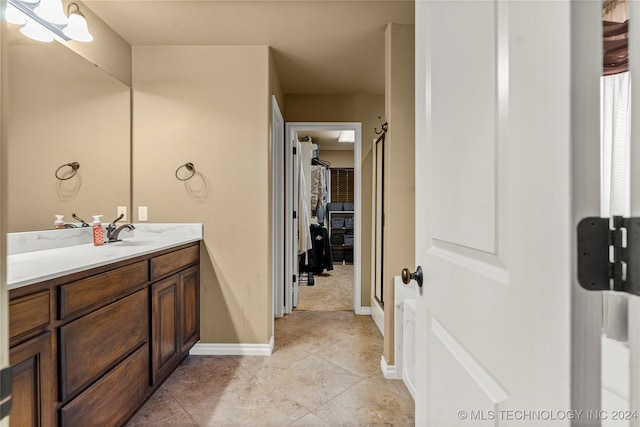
[7,223,203,290]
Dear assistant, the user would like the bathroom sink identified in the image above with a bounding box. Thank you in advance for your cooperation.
[105,240,148,247]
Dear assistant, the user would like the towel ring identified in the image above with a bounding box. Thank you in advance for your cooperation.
[175,162,196,181]
[55,162,80,180]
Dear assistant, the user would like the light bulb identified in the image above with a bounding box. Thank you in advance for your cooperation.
[63,11,93,42]
[20,21,53,42]
[34,0,68,25]
[6,4,26,25]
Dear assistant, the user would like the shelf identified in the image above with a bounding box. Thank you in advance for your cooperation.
[328,211,355,254]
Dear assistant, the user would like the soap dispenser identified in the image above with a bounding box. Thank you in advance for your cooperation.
[54,215,64,229]
[92,215,104,246]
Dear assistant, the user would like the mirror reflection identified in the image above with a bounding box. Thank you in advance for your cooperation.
[600,0,631,419]
[5,25,131,232]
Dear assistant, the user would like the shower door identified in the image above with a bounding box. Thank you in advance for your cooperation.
[373,133,385,306]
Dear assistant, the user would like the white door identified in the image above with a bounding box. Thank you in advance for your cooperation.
[284,127,299,314]
[414,1,583,425]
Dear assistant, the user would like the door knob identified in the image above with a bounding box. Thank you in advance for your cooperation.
[401,266,423,287]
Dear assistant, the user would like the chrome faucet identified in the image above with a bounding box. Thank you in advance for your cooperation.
[106,214,135,242]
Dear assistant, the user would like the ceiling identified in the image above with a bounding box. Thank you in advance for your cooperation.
[83,0,414,95]
[298,130,354,151]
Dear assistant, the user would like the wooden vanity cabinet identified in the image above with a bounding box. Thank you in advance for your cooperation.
[151,248,200,385]
[8,241,200,427]
[9,332,55,427]
[9,289,55,427]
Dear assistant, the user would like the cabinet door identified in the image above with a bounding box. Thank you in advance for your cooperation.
[10,332,55,427]
[151,275,180,384]
[179,266,200,354]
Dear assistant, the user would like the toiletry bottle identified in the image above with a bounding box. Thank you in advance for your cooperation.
[92,215,104,246]
[54,215,65,229]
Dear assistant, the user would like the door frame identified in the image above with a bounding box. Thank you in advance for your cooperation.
[570,0,606,415]
[371,132,385,333]
[271,96,285,321]
[283,122,364,314]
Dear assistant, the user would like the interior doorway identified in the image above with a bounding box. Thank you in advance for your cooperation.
[282,122,363,315]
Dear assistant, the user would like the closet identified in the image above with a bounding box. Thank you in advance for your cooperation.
[294,132,355,312]
[284,122,361,315]
[296,138,332,288]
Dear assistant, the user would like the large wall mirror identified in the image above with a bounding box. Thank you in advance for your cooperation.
[599,0,634,419]
[4,24,131,232]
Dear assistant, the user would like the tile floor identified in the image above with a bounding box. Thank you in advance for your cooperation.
[126,311,415,426]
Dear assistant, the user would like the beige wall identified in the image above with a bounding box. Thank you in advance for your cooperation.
[67,0,132,86]
[133,46,272,344]
[383,23,415,364]
[320,150,354,168]
[284,94,384,307]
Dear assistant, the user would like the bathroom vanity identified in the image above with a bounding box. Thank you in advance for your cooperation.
[6,224,202,426]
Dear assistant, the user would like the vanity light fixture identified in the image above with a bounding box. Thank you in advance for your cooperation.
[6,3,26,25]
[34,0,67,25]
[20,20,54,42]
[62,3,93,42]
[6,0,93,43]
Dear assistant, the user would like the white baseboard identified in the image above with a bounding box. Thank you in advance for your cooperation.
[380,355,396,379]
[190,336,274,356]
[355,306,372,315]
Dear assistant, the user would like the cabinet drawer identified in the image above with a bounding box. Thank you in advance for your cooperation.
[59,261,148,319]
[150,244,199,280]
[10,290,50,342]
[60,343,149,427]
[59,289,148,401]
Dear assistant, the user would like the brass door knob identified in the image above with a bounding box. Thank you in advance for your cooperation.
[401,266,423,287]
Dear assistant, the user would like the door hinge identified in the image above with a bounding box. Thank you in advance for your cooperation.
[578,216,640,296]
[293,274,297,283]
[293,146,297,155]
[293,210,297,219]
[0,367,12,421]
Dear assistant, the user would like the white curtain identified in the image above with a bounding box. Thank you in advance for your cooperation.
[601,71,631,342]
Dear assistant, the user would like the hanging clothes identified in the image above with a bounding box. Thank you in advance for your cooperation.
[310,165,325,211]
[309,224,333,274]
[298,142,313,255]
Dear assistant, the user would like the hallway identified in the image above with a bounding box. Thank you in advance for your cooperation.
[126,311,414,426]
[296,264,354,311]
